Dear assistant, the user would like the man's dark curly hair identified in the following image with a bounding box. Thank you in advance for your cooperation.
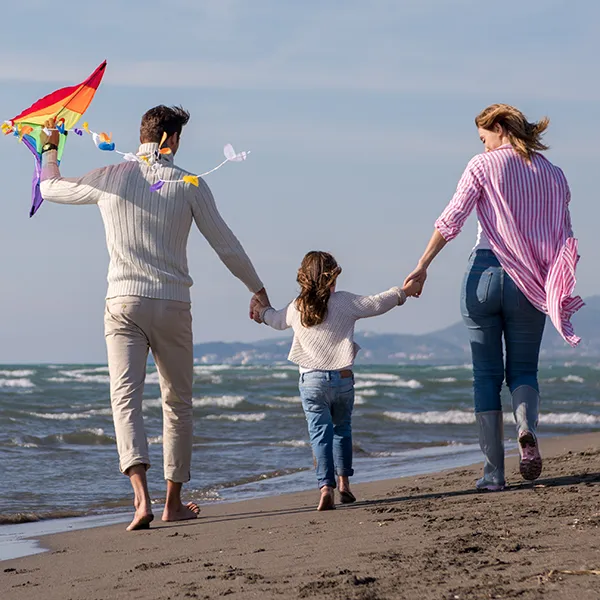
[140,105,190,143]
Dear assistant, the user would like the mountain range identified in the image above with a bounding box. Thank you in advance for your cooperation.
[193,296,600,365]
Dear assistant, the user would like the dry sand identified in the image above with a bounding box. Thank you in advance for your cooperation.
[1,432,599,600]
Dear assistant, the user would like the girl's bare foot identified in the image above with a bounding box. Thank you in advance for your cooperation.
[338,476,356,504]
[162,501,201,522]
[317,486,335,511]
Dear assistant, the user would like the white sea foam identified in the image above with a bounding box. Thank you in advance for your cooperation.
[0,378,35,388]
[29,412,91,421]
[358,389,378,397]
[355,378,422,390]
[57,370,110,384]
[383,409,600,426]
[538,412,600,425]
[384,410,476,424]
[28,408,112,420]
[273,396,302,404]
[354,395,367,405]
[271,439,309,448]
[432,364,472,371]
[562,375,585,383]
[205,413,267,423]
[356,373,399,382]
[272,372,289,379]
[148,435,163,445]
[0,370,34,377]
[193,396,245,408]
[430,377,458,383]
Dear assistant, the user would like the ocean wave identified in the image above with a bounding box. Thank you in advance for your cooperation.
[432,364,472,371]
[205,413,267,422]
[56,370,111,384]
[270,439,309,448]
[538,412,600,425]
[28,408,112,420]
[429,377,458,383]
[384,410,475,424]
[562,375,585,383]
[356,373,399,382]
[383,410,600,426]
[0,378,35,388]
[11,428,115,447]
[0,509,87,525]
[273,396,302,404]
[148,435,163,444]
[193,395,245,408]
[355,378,422,390]
[0,369,34,377]
[272,372,289,379]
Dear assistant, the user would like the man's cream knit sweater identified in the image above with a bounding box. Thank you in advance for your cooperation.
[40,143,263,301]
[261,288,406,370]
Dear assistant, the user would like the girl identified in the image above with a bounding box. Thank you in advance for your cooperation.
[253,251,419,510]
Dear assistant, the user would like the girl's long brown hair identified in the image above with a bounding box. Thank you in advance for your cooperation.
[475,103,549,162]
[295,251,341,327]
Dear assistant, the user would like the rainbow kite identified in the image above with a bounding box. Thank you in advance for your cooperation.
[2,61,106,216]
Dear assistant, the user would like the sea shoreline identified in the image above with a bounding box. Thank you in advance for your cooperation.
[2,432,599,600]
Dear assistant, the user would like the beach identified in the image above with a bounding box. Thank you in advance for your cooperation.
[1,432,599,600]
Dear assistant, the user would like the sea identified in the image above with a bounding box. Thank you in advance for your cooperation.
[0,361,599,559]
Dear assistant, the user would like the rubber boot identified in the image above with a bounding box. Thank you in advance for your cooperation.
[475,411,505,491]
[512,385,542,481]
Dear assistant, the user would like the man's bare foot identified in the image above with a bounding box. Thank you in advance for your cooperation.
[126,511,154,531]
[317,486,335,511]
[162,501,201,522]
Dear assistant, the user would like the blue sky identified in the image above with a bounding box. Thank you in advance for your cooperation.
[0,0,598,362]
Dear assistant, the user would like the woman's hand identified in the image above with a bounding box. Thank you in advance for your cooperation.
[402,278,422,298]
[403,265,427,298]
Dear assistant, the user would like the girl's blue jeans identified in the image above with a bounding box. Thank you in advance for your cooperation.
[299,370,355,489]
[461,250,546,413]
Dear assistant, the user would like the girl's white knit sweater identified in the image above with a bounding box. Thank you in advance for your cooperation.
[261,287,406,370]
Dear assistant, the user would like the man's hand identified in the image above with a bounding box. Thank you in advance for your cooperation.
[402,278,422,298]
[403,265,427,298]
[249,287,270,323]
[40,117,60,147]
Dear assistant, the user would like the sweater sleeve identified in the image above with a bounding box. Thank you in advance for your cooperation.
[190,179,264,293]
[342,288,406,320]
[261,303,293,331]
[435,156,483,241]
[39,150,106,205]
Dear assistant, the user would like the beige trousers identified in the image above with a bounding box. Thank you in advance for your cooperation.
[104,296,194,483]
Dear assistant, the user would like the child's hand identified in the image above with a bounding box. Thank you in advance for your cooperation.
[402,279,422,298]
[251,298,270,323]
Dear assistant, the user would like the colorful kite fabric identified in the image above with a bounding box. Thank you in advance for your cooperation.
[2,61,107,216]
[3,59,250,215]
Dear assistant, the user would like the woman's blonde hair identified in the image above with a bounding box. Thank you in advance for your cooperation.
[475,104,549,161]
[295,251,341,327]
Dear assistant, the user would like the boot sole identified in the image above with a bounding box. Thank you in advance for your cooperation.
[519,432,542,481]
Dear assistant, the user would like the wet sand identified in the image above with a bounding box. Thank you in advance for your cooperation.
[1,432,599,599]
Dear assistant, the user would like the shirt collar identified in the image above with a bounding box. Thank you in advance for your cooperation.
[137,142,175,164]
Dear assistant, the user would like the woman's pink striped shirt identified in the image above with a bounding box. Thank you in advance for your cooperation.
[435,144,583,347]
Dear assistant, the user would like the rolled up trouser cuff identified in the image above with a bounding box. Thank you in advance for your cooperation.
[120,456,151,475]
[336,468,354,477]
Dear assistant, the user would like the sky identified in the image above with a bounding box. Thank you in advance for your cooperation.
[0,0,599,363]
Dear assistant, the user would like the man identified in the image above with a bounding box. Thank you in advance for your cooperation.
[40,106,268,530]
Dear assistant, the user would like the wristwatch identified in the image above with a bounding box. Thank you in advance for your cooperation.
[41,142,58,153]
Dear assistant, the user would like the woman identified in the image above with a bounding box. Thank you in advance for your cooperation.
[405,104,583,491]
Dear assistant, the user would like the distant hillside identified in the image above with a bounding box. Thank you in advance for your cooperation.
[193,296,600,365]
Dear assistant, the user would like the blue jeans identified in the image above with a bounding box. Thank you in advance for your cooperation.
[461,250,546,413]
[299,371,355,489]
